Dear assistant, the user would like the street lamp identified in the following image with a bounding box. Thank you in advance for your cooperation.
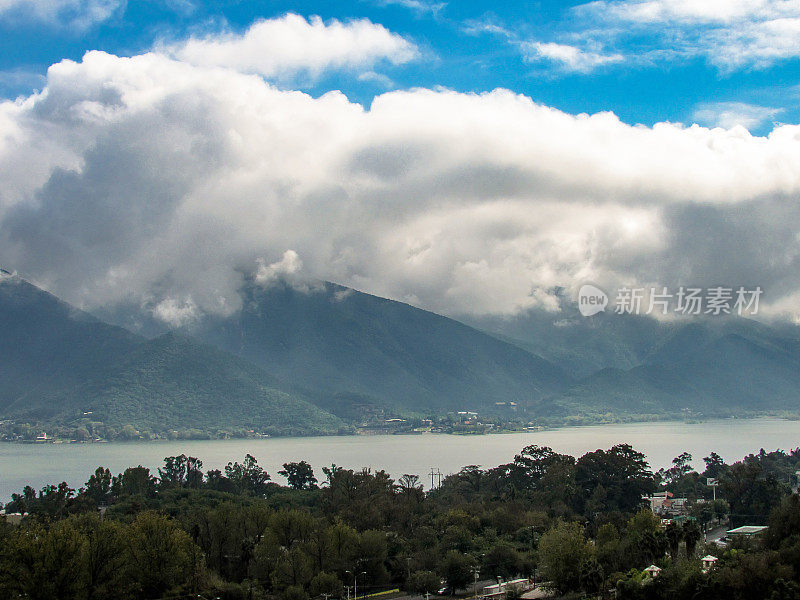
[347,570,367,600]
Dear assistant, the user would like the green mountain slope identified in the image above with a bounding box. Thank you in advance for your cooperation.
[63,332,344,435]
[0,276,342,435]
[184,280,573,415]
[0,274,141,413]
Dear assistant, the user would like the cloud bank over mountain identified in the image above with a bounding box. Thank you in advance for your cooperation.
[2,19,800,324]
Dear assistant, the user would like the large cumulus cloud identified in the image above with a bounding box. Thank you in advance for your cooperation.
[2,48,800,323]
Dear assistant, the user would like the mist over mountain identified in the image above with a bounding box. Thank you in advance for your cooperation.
[3,271,800,437]
[466,306,668,378]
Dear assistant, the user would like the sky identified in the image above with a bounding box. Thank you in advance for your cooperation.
[2,0,800,325]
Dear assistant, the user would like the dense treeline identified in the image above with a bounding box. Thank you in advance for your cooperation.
[2,444,800,599]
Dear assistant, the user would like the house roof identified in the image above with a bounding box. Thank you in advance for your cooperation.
[726,525,768,535]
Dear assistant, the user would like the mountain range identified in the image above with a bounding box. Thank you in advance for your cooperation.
[0,276,342,436]
[2,270,800,437]
[469,309,800,419]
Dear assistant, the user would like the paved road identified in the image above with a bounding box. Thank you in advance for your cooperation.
[705,523,729,544]
[385,579,498,600]
[521,586,553,599]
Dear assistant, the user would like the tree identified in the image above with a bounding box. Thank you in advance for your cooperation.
[574,444,654,516]
[665,521,683,560]
[356,529,389,586]
[118,424,139,440]
[398,473,422,491]
[279,461,318,490]
[579,558,604,595]
[35,482,76,517]
[766,494,800,550]
[226,454,271,496]
[84,467,112,506]
[125,512,198,597]
[703,452,726,479]
[596,523,621,574]
[666,452,693,485]
[3,519,89,600]
[538,520,593,595]
[406,570,441,595]
[722,461,787,527]
[712,499,730,522]
[283,585,310,600]
[206,468,237,493]
[112,466,156,497]
[273,546,313,590]
[483,542,523,579]
[159,454,204,489]
[683,520,701,558]
[309,572,343,597]
[770,578,800,600]
[71,513,130,600]
[439,550,474,593]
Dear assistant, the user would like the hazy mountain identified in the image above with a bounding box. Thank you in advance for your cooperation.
[0,275,342,435]
[541,317,800,418]
[466,306,670,378]
[5,270,800,431]
[182,280,573,415]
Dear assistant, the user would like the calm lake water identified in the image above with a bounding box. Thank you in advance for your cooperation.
[3,418,800,501]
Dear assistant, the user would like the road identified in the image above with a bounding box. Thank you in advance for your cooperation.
[384,579,498,600]
[521,586,553,599]
[705,523,729,544]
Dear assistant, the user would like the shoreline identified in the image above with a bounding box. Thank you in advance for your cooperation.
[5,412,799,445]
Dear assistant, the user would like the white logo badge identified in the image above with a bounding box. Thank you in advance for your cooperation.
[578,284,608,317]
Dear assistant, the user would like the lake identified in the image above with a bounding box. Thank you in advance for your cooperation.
[3,417,800,501]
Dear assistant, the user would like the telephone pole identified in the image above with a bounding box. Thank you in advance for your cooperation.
[429,467,443,489]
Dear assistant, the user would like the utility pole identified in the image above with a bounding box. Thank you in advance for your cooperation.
[430,467,443,489]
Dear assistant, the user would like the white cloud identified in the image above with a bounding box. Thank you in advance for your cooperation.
[152,296,198,327]
[167,13,418,80]
[0,0,123,28]
[592,0,796,25]
[371,0,446,17]
[461,16,511,38]
[358,70,396,89]
[3,51,800,322]
[522,41,624,73]
[693,102,783,131]
[573,0,800,71]
[255,250,303,285]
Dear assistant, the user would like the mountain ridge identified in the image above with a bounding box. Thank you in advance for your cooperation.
[180,279,574,415]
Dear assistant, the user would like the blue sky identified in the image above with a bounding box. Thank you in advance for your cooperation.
[2,0,799,134]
